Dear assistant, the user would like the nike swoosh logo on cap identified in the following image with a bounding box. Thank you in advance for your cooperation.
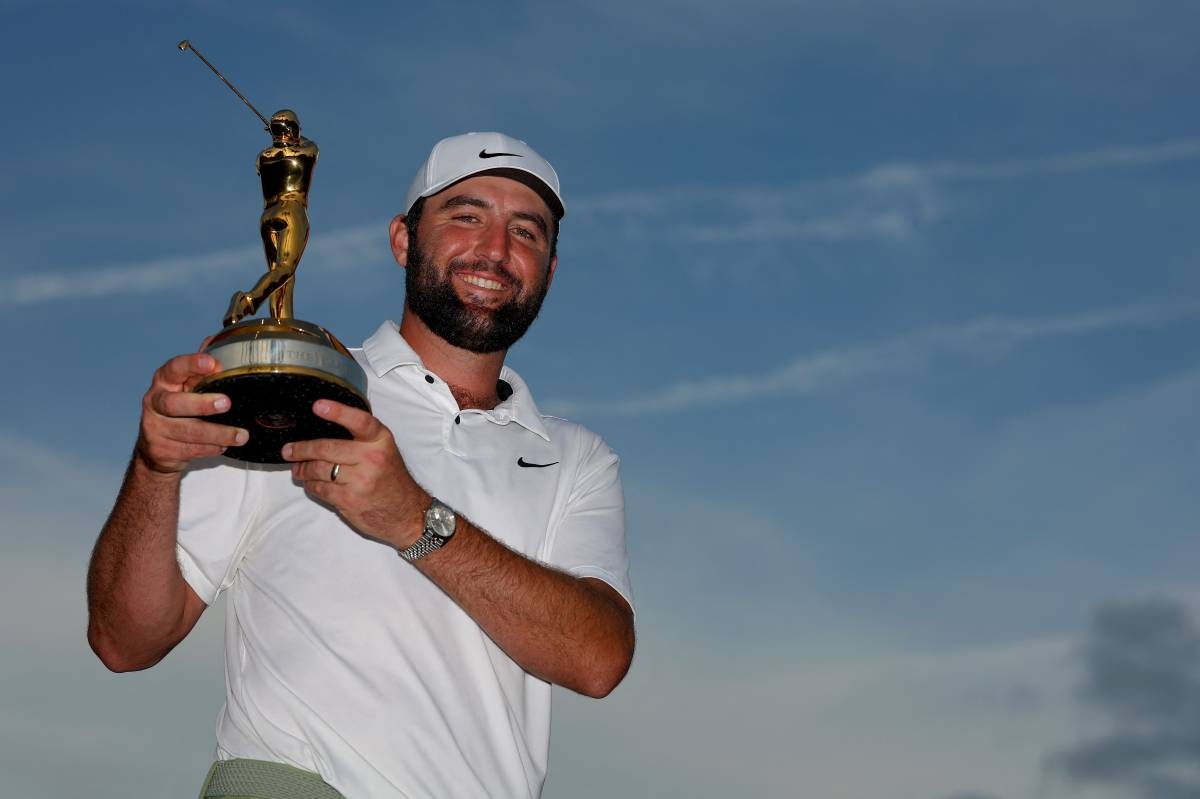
[479,149,523,159]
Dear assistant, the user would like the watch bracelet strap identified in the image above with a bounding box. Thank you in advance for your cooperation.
[397,530,444,562]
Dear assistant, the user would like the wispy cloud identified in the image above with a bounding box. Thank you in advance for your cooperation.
[922,138,1200,181]
[0,224,380,308]
[671,165,946,244]
[2,246,256,307]
[573,137,1200,247]
[549,301,1200,416]
[5,139,1199,307]
[567,158,946,245]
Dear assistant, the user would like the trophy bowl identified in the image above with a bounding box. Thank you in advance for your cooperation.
[194,318,370,464]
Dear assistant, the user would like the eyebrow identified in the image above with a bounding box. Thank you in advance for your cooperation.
[439,194,549,239]
[441,194,490,211]
[512,210,549,239]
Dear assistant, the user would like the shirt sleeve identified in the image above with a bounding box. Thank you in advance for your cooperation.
[545,429,634,613]
[175,458,264,604]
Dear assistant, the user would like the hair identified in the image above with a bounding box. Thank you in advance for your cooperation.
[405,195,559,263]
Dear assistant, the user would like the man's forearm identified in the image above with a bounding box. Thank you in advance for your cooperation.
[281,401,635,697]
[87,454,204,672]
[416,517,635,698]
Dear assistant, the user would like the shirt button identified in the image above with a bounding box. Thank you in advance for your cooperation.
[455,415,461,425]
[425,374,435,384]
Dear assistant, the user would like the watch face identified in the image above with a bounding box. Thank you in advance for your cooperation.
[426,500,456,540]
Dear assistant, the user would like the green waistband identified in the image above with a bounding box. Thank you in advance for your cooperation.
[199,758,346,799]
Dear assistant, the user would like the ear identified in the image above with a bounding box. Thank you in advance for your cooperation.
[545,255,558,290]
[388,214,410,267]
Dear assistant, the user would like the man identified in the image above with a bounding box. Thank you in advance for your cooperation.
[87,132,635,799]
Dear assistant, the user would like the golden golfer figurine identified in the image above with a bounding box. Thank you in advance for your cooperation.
[226,109,318,325]
[179,41,369,464]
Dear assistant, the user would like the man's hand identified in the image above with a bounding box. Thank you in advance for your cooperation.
[283,400,634,697]
[136,353,249,475]
[283,399,428,548]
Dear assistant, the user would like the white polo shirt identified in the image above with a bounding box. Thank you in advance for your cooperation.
[176,321,632,799]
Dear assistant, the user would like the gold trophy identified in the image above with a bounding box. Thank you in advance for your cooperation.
[179,41,369,464]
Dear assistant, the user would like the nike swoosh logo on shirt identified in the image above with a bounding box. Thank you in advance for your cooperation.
[517,457,559,468]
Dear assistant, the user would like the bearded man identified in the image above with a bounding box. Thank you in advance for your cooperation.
[87,132,635,799]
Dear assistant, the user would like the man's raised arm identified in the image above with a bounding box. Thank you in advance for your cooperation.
[86,352,247,672]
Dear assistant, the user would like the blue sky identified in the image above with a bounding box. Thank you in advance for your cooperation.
[3,2,1200,797]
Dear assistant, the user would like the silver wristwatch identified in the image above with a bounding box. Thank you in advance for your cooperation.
[398,498,457,562]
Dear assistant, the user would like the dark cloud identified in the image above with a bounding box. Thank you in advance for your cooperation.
[1049,599,1200,799]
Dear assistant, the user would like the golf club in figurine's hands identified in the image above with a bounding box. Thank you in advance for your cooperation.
[178,40,369,464]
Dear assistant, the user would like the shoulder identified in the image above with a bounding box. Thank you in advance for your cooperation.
[542,414,620,474]
[541,413,603,443]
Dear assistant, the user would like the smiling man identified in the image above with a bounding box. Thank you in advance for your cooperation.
[87,133,635,799]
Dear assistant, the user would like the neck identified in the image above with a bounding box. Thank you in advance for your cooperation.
[398,308,507,410]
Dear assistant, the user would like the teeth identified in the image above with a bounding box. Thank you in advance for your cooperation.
[461,274,504,291]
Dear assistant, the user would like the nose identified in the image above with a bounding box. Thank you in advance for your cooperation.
[473,220,510,264]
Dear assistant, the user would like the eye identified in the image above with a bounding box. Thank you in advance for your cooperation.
[510,225,536,240]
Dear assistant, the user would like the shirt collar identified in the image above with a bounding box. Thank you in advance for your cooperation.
[361,321,552,441]
[494,366,551,441]
[362,321,423,376]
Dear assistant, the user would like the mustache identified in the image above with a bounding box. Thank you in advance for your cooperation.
[447,258,521,287]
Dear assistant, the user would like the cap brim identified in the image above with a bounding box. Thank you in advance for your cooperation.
[417,168,564,221]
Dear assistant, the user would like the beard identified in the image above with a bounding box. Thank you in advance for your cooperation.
[404,237,551,354]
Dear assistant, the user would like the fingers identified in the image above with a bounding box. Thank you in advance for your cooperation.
[283,401,393,471]
[145,353,235,422]
[137,353,247,474]
[286,456,344,488]
[280,403,423,544]
[159,352,221,391]
[148,409,247,449]
[282,401,396,485]
[283,436,354,510]
[137,412,249,475]
[139,416,249,468]
[282,437,357,473]
[311,399,386,442]
[151,386,232,419]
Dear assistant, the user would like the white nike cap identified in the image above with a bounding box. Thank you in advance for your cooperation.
[404,131,565,220]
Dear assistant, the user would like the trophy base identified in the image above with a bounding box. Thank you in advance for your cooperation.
[194,317,370,465]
